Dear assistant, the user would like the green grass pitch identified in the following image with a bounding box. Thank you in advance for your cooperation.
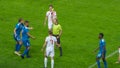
[0,0,120,68]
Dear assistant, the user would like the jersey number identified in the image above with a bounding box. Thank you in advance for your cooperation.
[50,39,53,44]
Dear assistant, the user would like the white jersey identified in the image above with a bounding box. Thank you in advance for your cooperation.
[45,36,57,57]
[46,11,57,29]
[45,36,57,50]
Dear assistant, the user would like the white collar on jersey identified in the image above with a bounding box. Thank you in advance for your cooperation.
[24,26,28,29]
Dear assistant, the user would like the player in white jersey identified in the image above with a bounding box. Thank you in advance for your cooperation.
[41,31,60,68]
[44,5,57,31]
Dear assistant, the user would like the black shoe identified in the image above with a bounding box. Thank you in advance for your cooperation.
[21,55,24,59]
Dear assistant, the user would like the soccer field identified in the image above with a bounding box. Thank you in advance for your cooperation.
[0,0,120,68]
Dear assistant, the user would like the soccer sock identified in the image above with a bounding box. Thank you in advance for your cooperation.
[22,48,28,56]
[97,60,100,68]
[51,59,54,68]
[103,60,107,68]
[59,47,62,56]
[17,44,22,52]
[15,44,19,51]
[26,50,29,57]
[44,57,47,68]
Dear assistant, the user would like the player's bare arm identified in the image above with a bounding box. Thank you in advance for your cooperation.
[27,32,35,39]
[44,16,48,26]
[41,41,47,52]
[14,28,17,35]
[94,46,99,52]
[28,27,33,30]
[55,41,60,47]
[58,30,62,38]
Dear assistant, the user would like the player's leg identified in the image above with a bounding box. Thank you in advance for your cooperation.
[17,40,22,52]
[15,42,19,52]
[26,40,30,58]
[26,46,30,58]
[44,56,48,68]
[15,35,22,52]
[14,42,21,56]
[44,50,49,68]
[57,37,62,56]
[96,58,100,68]
[14,35,19,51]
[50,50,54,68]
[102,52,107,68]
[51,57,54,68]
[96,52,102,68]
[21,40,30,59]
[14,35,21,56]
[21,46,30,59]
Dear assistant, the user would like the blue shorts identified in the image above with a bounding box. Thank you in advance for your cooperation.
[22,40,30,47]
[97,51,106,58]
[14,34,21,41]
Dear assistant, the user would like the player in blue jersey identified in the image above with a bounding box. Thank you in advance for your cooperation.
[94,33,107,68]
[21,21,35,59]
[14,18,24,56]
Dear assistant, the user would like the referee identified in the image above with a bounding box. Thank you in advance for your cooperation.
[52,18,62,56]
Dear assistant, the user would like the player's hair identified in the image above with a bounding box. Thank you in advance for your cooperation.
[49,31,53,35]
[49,4,53,8]
[99,33,104,37]
[54,18,58,24]
[25,21,29,23]
[24,21,29,27]
[18,18,23,22]
[56,18,58,23]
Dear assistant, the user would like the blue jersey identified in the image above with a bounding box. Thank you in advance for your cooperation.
[22,26,29,41]
[99,39,106,53]
[15,23,24,36]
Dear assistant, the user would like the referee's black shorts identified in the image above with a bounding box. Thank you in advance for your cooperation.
[53,35,60,44]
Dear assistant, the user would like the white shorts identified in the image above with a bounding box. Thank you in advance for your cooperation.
[46,48,54,57]
[48,22,53,30]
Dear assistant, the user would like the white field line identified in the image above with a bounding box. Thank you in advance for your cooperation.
[88,50,118,68]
